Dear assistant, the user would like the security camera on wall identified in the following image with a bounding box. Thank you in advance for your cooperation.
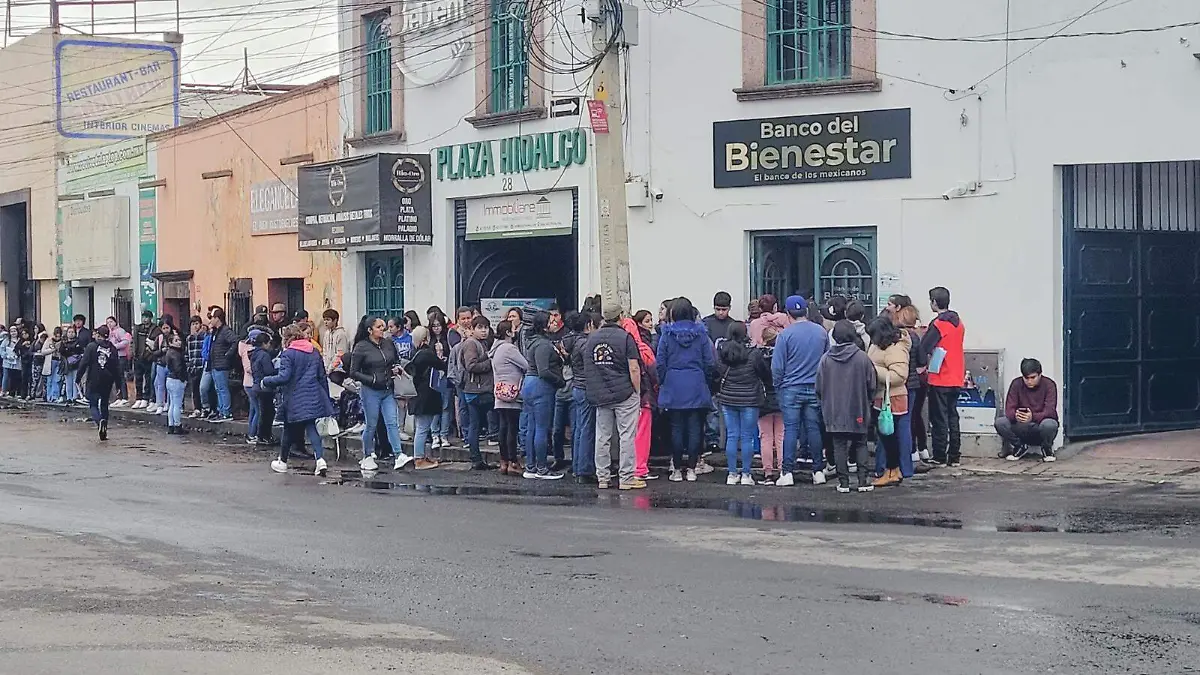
[652,187,664,201]
[942,181,980,200]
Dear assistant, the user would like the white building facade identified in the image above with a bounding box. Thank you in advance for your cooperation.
[336,0,1200,440]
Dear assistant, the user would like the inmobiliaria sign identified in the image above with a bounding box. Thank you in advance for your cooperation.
[465,190,573,240]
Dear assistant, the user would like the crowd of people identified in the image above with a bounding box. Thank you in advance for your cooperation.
[0,284,1062,490]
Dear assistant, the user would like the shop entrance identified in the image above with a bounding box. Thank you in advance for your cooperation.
[1063,161,1200,438]
[750,229,877,314]
[453,191,579,311]
[0,194,34,322]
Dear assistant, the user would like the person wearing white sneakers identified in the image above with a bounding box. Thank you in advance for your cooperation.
[262,325,335,476]
[995,359,1059,463]
[771,296,830,487]
[348,316,411,473]
[715,323,771,487]
[105,317,132,408]
[816,321,877,494]
[656,298,714,484]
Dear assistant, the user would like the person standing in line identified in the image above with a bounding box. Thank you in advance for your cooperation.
[757,327,783,485]
[892,304,928,474]
[238,329,260,442]
[920,286,966,467]
[349,316,411,472]
[164,333,190,436]
[267,303,289,352]
[60,326,84,405]
[866,316,911,488]
[0,324,13,397]
[320,310,350,375]
[771,295,830,487]
[402,325,443,471]
[457,315,498,472]
[39,327,61,402]
[815,320,877,493]
[563,311,598,484]
[521,312,566,479]
[702,291,736,343]
[425,312,454,449]
[206,308,238,422]
[131,311,157,409]
[584,302,645,490]
[490,320,528,476]
[106,317,131,407]
[388,315,416,443]
[447,306,474,442]
[656,297,714,482]
[263,325,335,476]
[76,325,121,441]
[185,316,209,418]
[621,311,659,481]
[148,318,174,415]
[715,322,770,486]
[248,331,277,446]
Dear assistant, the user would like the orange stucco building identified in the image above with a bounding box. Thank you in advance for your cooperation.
[148,77,342,328]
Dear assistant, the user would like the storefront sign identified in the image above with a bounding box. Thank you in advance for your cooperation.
[713,108,911,189]
[298,153,433,250]
[398,0,470,32]
[587,100,609,134]
[61,196,132,281]
[55,39,180,151]
[480,298,556,329]
[62,138,147,193]
[138,187,158,314]
[436,129,588,180]
[249,178,299,235]
[465,190,572,240]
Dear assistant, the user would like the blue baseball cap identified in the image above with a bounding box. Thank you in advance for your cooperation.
[785,295,807,313]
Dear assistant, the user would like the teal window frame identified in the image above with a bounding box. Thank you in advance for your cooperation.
[489,0,529,113]
[765,0,852,85]
[365,253,404,319]
[364,11,393,134]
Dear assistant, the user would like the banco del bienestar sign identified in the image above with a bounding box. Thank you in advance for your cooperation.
[712,108,911,189]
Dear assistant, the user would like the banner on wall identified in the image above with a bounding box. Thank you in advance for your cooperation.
[480,298,556,329]
[60,196,131,281]
[138,186,158,315]
[465,190,573,240]
[297,153,432,250]
[62,139,147,193]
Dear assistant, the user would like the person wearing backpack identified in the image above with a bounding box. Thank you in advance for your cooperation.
[867,316,911,488]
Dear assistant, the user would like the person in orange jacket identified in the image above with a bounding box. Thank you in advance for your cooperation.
[919,286,965,467]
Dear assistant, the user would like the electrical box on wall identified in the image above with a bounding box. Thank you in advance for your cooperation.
[626,180,647,208]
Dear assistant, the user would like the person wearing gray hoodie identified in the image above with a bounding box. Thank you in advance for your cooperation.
[815,320,877,493]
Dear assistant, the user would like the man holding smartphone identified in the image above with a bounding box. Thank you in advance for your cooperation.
[995,358,1060,462]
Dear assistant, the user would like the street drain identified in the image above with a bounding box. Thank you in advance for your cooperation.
[513,550,610,560]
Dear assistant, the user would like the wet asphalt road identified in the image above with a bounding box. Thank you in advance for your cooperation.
[1,407,1200,674]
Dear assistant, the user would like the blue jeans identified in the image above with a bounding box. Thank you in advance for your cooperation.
[65,368,79,401]
[433,387,453,437]
[88,390,110,425]
[199,370,214,412]
[245,384,259,436]
[414,414,436,459]
[570,387,596,477]
[210,369,232,417]
[47,361,61,402]
[875,403,915,478]
[518,405,529,452]
[779,385,823,474]
[463,393,493,465]
[722,405,759,475]
[552,395,571,463]
[154,363,168,407]
[521,376,556,472]
[167,377,186,426]
[360,387,404,459]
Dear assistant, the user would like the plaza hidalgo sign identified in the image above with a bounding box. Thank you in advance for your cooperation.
[435,129,588,180]
[713,108,911,189]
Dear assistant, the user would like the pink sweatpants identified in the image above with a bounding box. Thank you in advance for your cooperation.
[635,405,652,477]
[758,412,784,474]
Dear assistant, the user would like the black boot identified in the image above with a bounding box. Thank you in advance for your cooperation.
[167,426,176,435]
[176,425,189,435]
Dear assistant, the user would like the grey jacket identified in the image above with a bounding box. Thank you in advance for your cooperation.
[459,336,494,394]
[489,340,528,410]
[814,342,877,434]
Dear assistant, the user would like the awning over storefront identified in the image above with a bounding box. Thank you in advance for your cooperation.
[297,153,432,250]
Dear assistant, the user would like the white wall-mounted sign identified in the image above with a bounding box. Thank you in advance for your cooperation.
[61,196,131,280]
[465,190,573,241]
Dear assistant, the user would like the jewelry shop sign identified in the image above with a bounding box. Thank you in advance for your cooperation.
[712,108,911,189]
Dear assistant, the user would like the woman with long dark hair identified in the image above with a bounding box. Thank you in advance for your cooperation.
[866,316,911,488]
[348,315,411,472]
[490,320,528,475]
[404,326,443,470]
[893,304,927,475]
[425,311,454,449]
[520,311,565,479]
[656,297,713,482]
[715,322,770,485]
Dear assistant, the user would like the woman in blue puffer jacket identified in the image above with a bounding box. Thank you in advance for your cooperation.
[655,297,714,482]
[262,325,335,476]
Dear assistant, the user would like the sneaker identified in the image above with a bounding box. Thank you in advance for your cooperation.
[619,479,647,490]
[214,415,233,423]
[668,469,683,482]
[836,485,851,494]
[726,473,740,486]
[1007,444,1029,461]
[431,436,443,450]
[399,431,412,442]
[247,436,259,445]
[927,457,946,466]
[948,460,962,468]
[188,409,202,418]
[487,438,499,447]
[271,459,288,473]
[414,458,440,470]
[812,470,827,485]
[1042,451,1057,463]
[695,459,714,475]
[597,479,610,489]
[132,400,147,409]
[439,436,454,447]
[359,455,378,471]
[858,484,875,493]
[739,473,756,486]
[393,453,414,470]
[638,473,659,481]
[760,475,777,486]
[522,470,540,479]
[315,458,328,476]
[919,449,932,462]
[273,420,284,427]
[776,472,795,487]
[848,463,858,472]
[685,469,697,482]
[110,399,126,408]
[98,419,108,441]
[345,422,365,435]
[535,470,565,480]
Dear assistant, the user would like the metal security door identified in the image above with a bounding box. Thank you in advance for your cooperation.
[1064,162,1200,437]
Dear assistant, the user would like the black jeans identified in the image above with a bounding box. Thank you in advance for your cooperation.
[256,391,276,440]
[465,393,494,465]
[134,359,153,401]
[497,408,520,463]
[669,408,707,470]
[910,384,928,452]
[188,372,203,411]
[830,432,868,488]
[928,386,961,463]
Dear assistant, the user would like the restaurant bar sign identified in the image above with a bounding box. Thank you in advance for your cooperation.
[712,108,911,189]
[297,153,433,250]
[435,129,588,180]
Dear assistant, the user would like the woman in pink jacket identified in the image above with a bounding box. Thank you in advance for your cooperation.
[621,313,658,481]
[105,317,132,407]
[748,295,793,346]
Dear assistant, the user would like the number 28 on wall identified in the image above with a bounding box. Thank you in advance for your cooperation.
[501,177,513,192]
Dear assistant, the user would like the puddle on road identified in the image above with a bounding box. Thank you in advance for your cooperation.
[313,470,1190,535]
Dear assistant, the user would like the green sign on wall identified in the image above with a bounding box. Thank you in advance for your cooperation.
[436,129,588,181]
[138,185,158,315]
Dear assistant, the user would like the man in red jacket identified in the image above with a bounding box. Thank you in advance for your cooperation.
[995,358,1060,462]
[919,286,965,467]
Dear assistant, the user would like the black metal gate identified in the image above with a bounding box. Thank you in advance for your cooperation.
[111,289,133,332]
[1063,162,1200,438]
[225,278,253,336]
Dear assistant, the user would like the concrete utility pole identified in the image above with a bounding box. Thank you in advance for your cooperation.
[590,2,631,313]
